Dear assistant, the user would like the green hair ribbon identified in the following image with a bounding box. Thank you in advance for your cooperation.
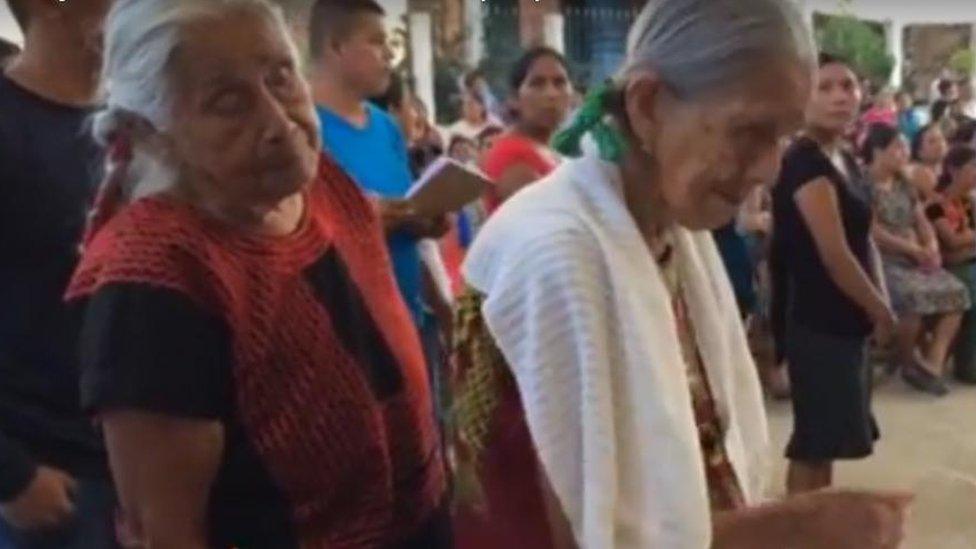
[551,81,629,163]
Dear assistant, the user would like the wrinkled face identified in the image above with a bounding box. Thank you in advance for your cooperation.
[807,62,861,134]
[919,126,948,164]
[165,10,320,207]
[329,13,392,98]
[635,59,811,230]
[877,135,910,172]
[515,55,572,133]
[461,92,486,123]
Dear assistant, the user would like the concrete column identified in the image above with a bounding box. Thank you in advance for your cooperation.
[409,12,437,119]
[885,19,905,88]
[463,0,484,66]
[0,2,23,46]
[519,0,560,48]
[794,0,816,31]
[542,13,565,54]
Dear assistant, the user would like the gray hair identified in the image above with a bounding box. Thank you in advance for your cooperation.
[91,0,297,197]
[621,0,815,98]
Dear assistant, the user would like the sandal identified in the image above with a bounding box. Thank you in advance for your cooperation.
[901,361,949,397]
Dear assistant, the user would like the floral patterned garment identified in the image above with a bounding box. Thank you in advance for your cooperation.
[869,178,970,316]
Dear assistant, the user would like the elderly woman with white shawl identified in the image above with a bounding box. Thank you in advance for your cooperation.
[451,1,913,548]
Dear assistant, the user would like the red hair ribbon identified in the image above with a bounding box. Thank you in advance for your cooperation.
[79,133,134,253]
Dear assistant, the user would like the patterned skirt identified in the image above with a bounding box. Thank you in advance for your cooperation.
[883,260,971,316]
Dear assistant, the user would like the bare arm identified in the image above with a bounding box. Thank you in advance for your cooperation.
[712,500,802,548]
[736,187,771,235]
[102,412,224,549]
[795,178,888,320]
[494,163,542,204]
[871,222,922,259]
[869,237,891,308]
[915,203,939,252]
[934,217,976,251]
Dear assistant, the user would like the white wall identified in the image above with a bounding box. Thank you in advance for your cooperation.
[0,2,23,46]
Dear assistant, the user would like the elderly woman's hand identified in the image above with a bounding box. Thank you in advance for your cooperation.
[796,489,914,549]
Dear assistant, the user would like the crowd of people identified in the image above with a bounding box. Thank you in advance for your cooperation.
[9,0,976,547]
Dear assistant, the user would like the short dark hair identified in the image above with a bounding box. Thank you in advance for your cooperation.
[861,123,901,165]
[476,125,503,148]
[308,0,385,60]
[509,46,569,92]
[6,0,28,30]
[938,78,956,97]
[463,69,485,91]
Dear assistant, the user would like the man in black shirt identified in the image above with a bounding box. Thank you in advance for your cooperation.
[0,0,113,547]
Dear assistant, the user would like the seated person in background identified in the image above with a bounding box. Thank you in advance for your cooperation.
[927,145,976,384]
[861,124,969,396]
[857,88,897,144]
[446,89,502,142]
[908,123,950,201]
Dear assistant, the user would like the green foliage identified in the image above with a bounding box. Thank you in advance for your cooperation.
[815,13,895,84]
[950,49,976,76]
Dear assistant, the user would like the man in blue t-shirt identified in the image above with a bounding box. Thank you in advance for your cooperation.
[307,0,448,328]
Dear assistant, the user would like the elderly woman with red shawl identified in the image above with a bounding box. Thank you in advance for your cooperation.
[66,1,448,547]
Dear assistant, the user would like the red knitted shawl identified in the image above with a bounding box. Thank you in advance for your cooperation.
[67,155,444,547]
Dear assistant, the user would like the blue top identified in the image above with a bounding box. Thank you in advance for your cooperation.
[316,103,423,323]
[898,109,923,143]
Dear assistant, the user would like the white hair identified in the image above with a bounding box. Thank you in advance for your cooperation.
[621,0,815,98]
[91,0,297,197]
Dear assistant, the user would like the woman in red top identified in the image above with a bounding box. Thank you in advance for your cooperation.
[69,1,447,547]
[481,47,572,213]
